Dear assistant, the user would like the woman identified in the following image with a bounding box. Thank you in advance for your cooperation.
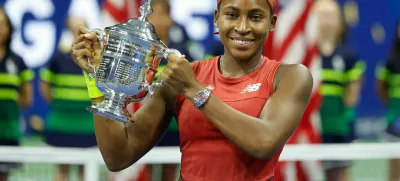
[314,1,365,181]
[72,0,313,180]
[0,6,34,181]
[39,16,96,181]
[376,19,400,181]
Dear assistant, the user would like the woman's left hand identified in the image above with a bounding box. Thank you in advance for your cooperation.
[160,54,202,96]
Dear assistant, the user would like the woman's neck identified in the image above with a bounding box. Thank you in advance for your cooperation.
[220,50,263,78]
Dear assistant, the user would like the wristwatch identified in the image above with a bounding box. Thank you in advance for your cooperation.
[193,88,212,109]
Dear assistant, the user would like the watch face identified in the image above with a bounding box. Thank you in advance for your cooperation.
[198,91,208,101]
[195,90,208,102]
[194,89,211,108]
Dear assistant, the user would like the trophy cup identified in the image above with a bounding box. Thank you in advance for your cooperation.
[86,0,182,123]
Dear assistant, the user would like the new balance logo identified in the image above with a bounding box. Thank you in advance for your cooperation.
[241,83,261,93]
[206,85,215,91]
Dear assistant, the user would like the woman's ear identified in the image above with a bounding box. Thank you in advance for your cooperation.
[270,14,277,32]
[214,9,219,27]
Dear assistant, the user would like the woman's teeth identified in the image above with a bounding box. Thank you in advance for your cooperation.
[232,38,253,45]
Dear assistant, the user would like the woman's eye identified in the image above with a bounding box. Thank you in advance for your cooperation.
[226,13,237,19]
[251,15,262,21]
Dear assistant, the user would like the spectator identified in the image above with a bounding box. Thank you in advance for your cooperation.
[39,16,96,181]
[314,1,366,181]
[376,19,400,181]
[0,6,34,181]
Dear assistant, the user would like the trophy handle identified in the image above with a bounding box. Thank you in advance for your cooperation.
[136,49,185,97]
[149,48,184,88]
[162,48,184,60]
[87,58,97,80]
[87,28,107,80]
[143,80,163,97]
[121,96,138,124]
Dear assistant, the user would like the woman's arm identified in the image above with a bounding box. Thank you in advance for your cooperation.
[344,79,363,107]
[17,60,34,108]
[92,85,176,171]
[377,79,390,105]
[375,64,391,105]
[344,60,366,107]
[39,60,57,103]
[18,82,33,108]
[39,81,52,103]
[184,64,313,159]
[71,26,179,172]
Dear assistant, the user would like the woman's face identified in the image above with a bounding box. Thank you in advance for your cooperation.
[0,9,10,45]
[215,0,275,61]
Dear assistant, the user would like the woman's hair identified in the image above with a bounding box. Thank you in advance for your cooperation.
[388,20,400,62]
[217,0,274,16]
[0,6,14,52]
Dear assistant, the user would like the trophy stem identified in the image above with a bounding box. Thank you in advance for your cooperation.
[87,91,130,123]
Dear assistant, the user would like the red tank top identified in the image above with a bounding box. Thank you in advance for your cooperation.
[176,56,282,181]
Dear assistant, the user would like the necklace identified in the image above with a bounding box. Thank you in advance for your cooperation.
[219,55,263,78]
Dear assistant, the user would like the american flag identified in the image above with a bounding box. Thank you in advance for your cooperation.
[263,0,324,180]
[103,1,151,181]
[102,0,142,27]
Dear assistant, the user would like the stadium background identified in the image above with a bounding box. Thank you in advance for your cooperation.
[0,0,398,138]
[0,0,399,180]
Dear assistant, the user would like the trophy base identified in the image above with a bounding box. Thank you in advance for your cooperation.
[87,106,131,124]
[87,91,134,124]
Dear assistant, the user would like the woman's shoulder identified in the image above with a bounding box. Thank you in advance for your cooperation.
[274,63,313,91]
[276,63,311,79]
[191,56,219,72]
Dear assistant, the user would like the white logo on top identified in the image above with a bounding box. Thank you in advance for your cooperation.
[241,83,261,93]
[206,85,215,90]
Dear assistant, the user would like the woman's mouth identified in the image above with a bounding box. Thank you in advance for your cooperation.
[230,38,254,49]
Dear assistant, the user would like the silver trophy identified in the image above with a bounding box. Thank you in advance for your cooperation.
[86,0,182,123]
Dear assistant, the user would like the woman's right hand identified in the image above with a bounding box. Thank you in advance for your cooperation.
[71,26,103,73]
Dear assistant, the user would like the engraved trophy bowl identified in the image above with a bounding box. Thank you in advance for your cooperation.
[86,0,183,123]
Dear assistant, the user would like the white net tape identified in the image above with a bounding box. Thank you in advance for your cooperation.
[1,143,400,180]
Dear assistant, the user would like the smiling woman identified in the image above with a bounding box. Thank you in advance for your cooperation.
[70,0,313,180]
[216,0,276,68]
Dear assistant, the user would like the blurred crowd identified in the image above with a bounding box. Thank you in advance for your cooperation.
[0,0,399,181]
